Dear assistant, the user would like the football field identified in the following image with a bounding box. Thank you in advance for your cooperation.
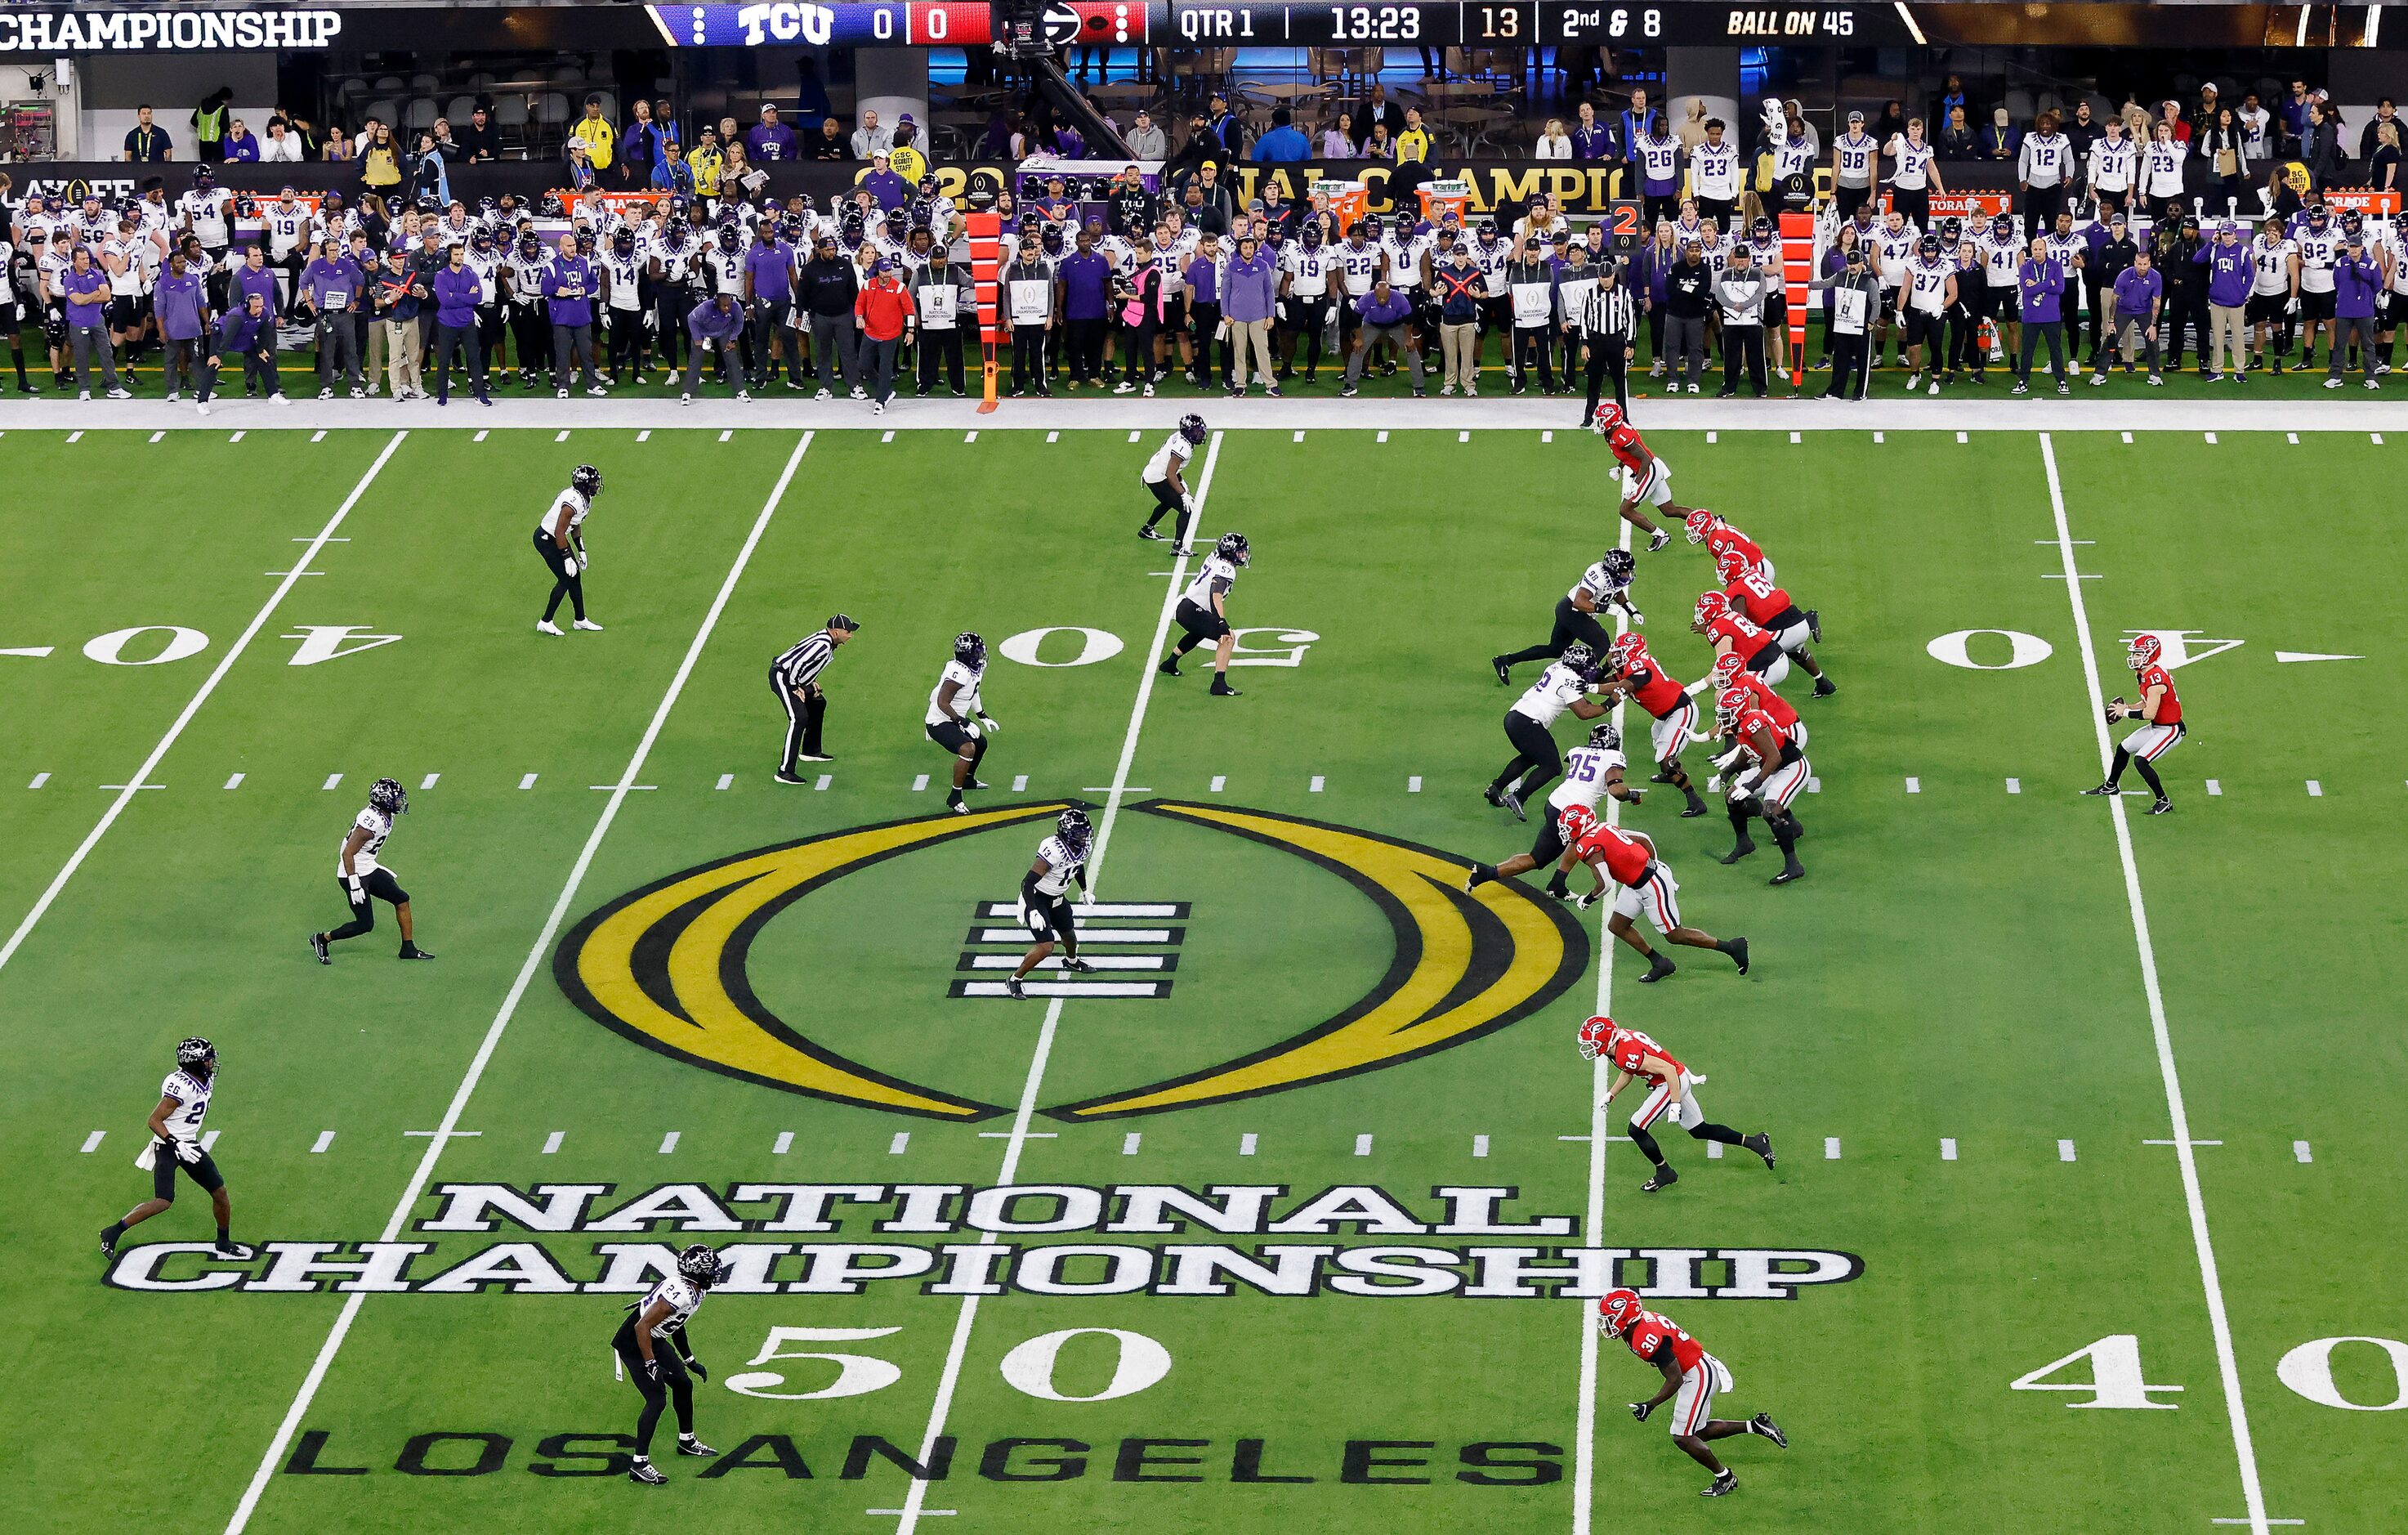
[5,417,2404,1535]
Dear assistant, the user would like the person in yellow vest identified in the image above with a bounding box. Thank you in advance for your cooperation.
[571,96,616,172]
[360,121,403,194]
[192,89,232,163]
[1396,108,1434,165]
[889,136,927,186]
[690,128,725,200]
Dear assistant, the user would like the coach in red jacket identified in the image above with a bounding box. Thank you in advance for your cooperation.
[855,258,911,414]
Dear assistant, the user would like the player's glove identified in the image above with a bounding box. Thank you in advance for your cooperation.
[641,1358,662,1382]
[1628,1400,1655,1423]
[1575,888,1603,911]
[980,712,1002,734]
[682,1354,708,1381]
[172,1139,203,1166]
[561,556,579,577]
[2285,294,2301,316]
[344,874,365,898]
[1628,608,1644,627]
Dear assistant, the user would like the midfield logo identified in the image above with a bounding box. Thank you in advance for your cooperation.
[556,803,1587,1122]
[950,899,1189,1000]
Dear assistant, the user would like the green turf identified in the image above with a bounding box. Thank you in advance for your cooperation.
[4,423,2400,1534]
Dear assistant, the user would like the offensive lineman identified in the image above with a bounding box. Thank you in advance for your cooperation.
[2082,632,2182,814]
[927,631,1002,815]
[1004,808,1098,999]
[615,1243,727,1484]
[1602,633,1712,819]
[1579,1015,1775,1192]
[309,776,435,963]
[1486,641,1609,821]
[1718,684,1811,884]
[1598,1287,1788,1497]
[1137,413,1209,553]
[1157,532,1249,698]
[99,1036,253,1261]
[534,463,605,636]
[1493,548,1638,683]
[1559,804,1749,982]
[1715,547,1834,695]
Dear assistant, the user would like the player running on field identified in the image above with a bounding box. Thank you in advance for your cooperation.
[615,1243,726,1484]
[1493,548,1638,683]
[1486,641,1609,821]
[1137,413,1209,553]
[309,776,434,963]
[1005,808,1098,1000]
[1601,633,1710,818]
[927,631,1002,815]
[1715,546,1833,695]
[1591,402,1699,552]
[1158,532,1249,698]
[1467,722,1640,894]
[100,1036,252,1261]
[1579,1015,1775,1192]
[1558,804,1749,982]
[2082,631,2182,814]
[1598,1287,1788,1497]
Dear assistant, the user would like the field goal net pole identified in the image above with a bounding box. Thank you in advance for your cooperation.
[970,210,1002,413]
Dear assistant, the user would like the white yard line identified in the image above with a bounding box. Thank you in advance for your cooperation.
[0,430,409,980]
[1570,507,1635,1535]
[217,430,815,1535]
[888,432,1223,1535]
[2038,433,2269,1535]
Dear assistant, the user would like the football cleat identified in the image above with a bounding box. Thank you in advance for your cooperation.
[1060,955,1096,973]
[215,1241,257,1260]
[772,770,809,785]
[1500,786,1526,822]
[1004,976,1028,1000]
[629,1461,667,1485]
[1744,1131,1776,1168]
[1492,655,1512,686]
[1641,1166,1679,1193]
[1806,608,1822,643]
[677,1438,718,1457]
[1724,937,1750,974]
[309,933,330,964]
[1646,529,1670,553]
[2126,633,2161,670]
[1596,1287,1644,1337]
[100,1227,120,1258]
[1638,952,1678,983]
[1137,526,1165,541]
[1701,1470,1739,1497]
[2080,783,2119,797]
[2149,798,2173,816]
[1751,1412,1787,1448]
[397,944,436,960]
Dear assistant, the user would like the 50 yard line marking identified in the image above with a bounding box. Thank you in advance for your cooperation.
[0,430,409,980]
[218,431,816,1535]
[2039,434,2268,1535]
[887,431,1224,1535]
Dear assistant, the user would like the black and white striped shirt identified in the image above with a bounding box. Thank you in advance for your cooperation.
[1579,281,1637,344]
[772,630,837,691]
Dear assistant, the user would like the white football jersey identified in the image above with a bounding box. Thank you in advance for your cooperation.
[1569,559,1627,607]
[2294,230,2339,293]
[1338,239,1380,296]
[1547,742,1627,812]
[1182,554,1240,611]
[1833,131,1878,186]
[1512,658,1593,728]
[180,189,233,246]
[1691,141,1741,200]
[158,1068,214,1143]
[1031,834,1085,897]
[1284,245,1333,298]
[925,659,985,726]
[263,201,310,255]
[1141,430,1195,484]
[538,487,591,538]
[338,804,395,877]
[635,1273,704,1339]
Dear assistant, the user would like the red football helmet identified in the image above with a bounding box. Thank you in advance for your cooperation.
[1590,401,1625,435]
[1709,652,1745,691]
[1577,1014,1617,1059]
[1715,685,1753,732]
[1558,803,1601,844]
[1597,1287,1646,1337]
[1693,590,1731,624]
[1683,508,1720,545]
[2127,633,2161,670]
[1713,548,1750,584]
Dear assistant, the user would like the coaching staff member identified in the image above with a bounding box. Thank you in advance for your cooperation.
[771,615,857,782]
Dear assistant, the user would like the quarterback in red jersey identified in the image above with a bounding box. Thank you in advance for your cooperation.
[2082,632,2182,814]
[1715,546,1834,696]
[1579,1016,1775,1193]
[1683,508,1775,583]
[1598,1287,1788,1497]
[1557,806,1749,982]
[1601,633,1710,818]
[1593,403,1700,552]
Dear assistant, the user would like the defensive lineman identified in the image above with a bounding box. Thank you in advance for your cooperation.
[1467,720,1638,893]
[1157,532,1249,698]
[1005,808,1098,999]
[1579,1015,1774,1192]
[309,776,435,963]
[1493,548,1638,683]
[770,613,858,782]
[2082,632,2182,814]
[927,631,1002,814]
[534,463,605,636]
[1137,414,1210,553]
[1598,1287,1788,1497]
[1485,641,1610,821]
[615,1243,726,1483]
[100,1037,252,1260]
[1559,804,1749,982]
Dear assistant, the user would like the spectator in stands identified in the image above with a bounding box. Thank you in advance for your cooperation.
[748,104,799,163]
[1572,101,1612,160]
[851,110,893,160]
[360,122,402,195]
[1128,110,1168,161]
[430,116,458,159]
[2355,98,2398,161]
[2278,79,2312,147]
[1205,92,1246,158]
[1980,107,2020,161]
[322,124,355,163]
[690,128,725,197]
[1937,105,1976,159]
[1397,107,1434,163]
[622,101,661,186]
[2199,107,2252,208]
[451,105,498,163]
[808,117,846,160]
[409,132,450,205]
[1938,74,1970,127]
[123,105,172,163]
[191,89,232,163]
[1618,89,1652,170]
[1358,83,1406,144]
[226,119,261,163]
[2236,92,2272,158]
[1253,109,1311,163]
[1320,112,1356,159]
[2370,120,2401,193]
[860,151,909,208]
[570,97,614,172]
[1364,121,1396,162]
[654,139,696,195]
[2303,101,2345,190]
[1535,119,1574,160]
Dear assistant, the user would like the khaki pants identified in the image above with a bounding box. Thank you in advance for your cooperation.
[1441,321,1478,389]
[2209,304,2247,374]
[386,320,423,397]
[363,317,386,393]
[1231,318,1275,387]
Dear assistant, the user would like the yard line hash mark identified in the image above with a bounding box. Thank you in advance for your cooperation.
[1354,1134,1374,1156]
[773,1132,793,1154]
[1472,1134,1490,1157]
[519,773,538,790]
[890,1132,910,1155]
[420,773,439,790]
[2293,1141,2312,1164]
[1121,1133,1142,1156]
[29,773,49,789]
[1825,1137,1842,1160]
[224,773,243,790]
[311,1132,334,1154]
[659,1132,680,1154]
[2059,1139,2078,1162]
[542,1132,563,1155]
[1941,1139,1959,1161]
[1239,1133,1258,1156]
[82,1130,105,1154]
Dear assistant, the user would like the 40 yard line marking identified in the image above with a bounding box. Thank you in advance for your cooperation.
[887,431,1224,1535]
[217,431,815,1535]
[0,431,409,982]
[2039,433,2270,1535]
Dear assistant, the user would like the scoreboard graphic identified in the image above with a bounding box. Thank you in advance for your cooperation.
[646,2,1146,48]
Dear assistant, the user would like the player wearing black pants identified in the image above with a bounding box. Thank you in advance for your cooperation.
[1137,414,1209,552]
[98,1036,253,1262]
[770,615,856,782]
[614,1244,726,1484]
[1485,642,1608,820]
[533,463,604,635]
[927,632,1001,814]
[1003,808,1097,999]
[309,777,433,963]
[1495,596,1615,674]
[1158,533,1249,698]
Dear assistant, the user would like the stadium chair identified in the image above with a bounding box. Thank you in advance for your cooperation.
[446,96,477,126]
[407,98,437,134]
[409,73,440,95]
[2004,87,2036,124]
[365,100,401,135]
[372,76,404,96]
[494,95,530,159]
[592,91,618,123]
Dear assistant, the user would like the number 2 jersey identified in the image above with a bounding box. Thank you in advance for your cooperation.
[337,804,395,877]
[157,1067,213,1143]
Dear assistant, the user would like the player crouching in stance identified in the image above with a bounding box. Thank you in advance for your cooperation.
[1559,804,1749,982]
[1713,546,1833,696]
[1491,548,1635,685]
[1485,641,1609,821]
[1601,633,1710,819]
[1006,808,1097,1000]
[1157,533,1249,698]
[1591,403,1698,553]
[2083,632,2182,815]
[101,1037,252,1261]
[1579,1016,1774,1193]
[1137,414,1209,554]
[615,1243,727,1484]
[1468,722,1638,893]
[927,632,1001,815]
[309,776,433,963]
[1598,1287,1787,1497]
[1712,682,1811,885]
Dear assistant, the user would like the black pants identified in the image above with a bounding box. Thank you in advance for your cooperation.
[1011,324,1050,392]
[2164,295,2211,367]
[150,1143,226,1202]
[326,866,409,944]
[771,667,826,771]
[1066,316,1106,381]
[1491,709,1564,801]
[2017,320,2066,384]
[613,1318,695,1458]
[1826,331,1871,397]
[654,289,694,374]
[918,327,965,392]
[1287,298,1330,378]
[1511,327,1556,391]
[1945,300,1984,374]
[509,302,552,379]
[748,300,799,387]
[862,336,900,403]
[1721,323,1767,394]
[2019,183,2065,230]
[605,308,646,379]
[534,529,586,622]
[1141,477,1192,546]
[198,350,275,404]
[1583,335,1628,418]
[1122,316,1159,383]
[431,322,488,401]
[1499,597,1613,671]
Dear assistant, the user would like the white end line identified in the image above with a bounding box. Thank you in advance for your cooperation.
[0,431,409,979]
[217,432,815,1535]
[2039,433,2268,1535]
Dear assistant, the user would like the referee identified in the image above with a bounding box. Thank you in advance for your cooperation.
[770,615,857,783]
[1579,262,1638,423]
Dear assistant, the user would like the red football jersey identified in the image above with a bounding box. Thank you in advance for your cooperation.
[1731,672,1797,731]
[1626,1310,1705,1374]
[1606,422,1651,477]
[2137,665,2182,724]
[1623,651,1690,719]
[1608,1027,1686,1086]
[1737,707,1794,770]
[1722,564,1790,627]
[1705,612,1776,664]
[1703,524,1764,569]
[1573,823,1653,887]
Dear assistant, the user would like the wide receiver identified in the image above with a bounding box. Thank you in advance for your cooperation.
[1591,403,1700,553]
[1557,803,1749,982]
[2081,631,2181,814]
[1579,1016,1774,1193]
[1599,1287,1788,1497]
